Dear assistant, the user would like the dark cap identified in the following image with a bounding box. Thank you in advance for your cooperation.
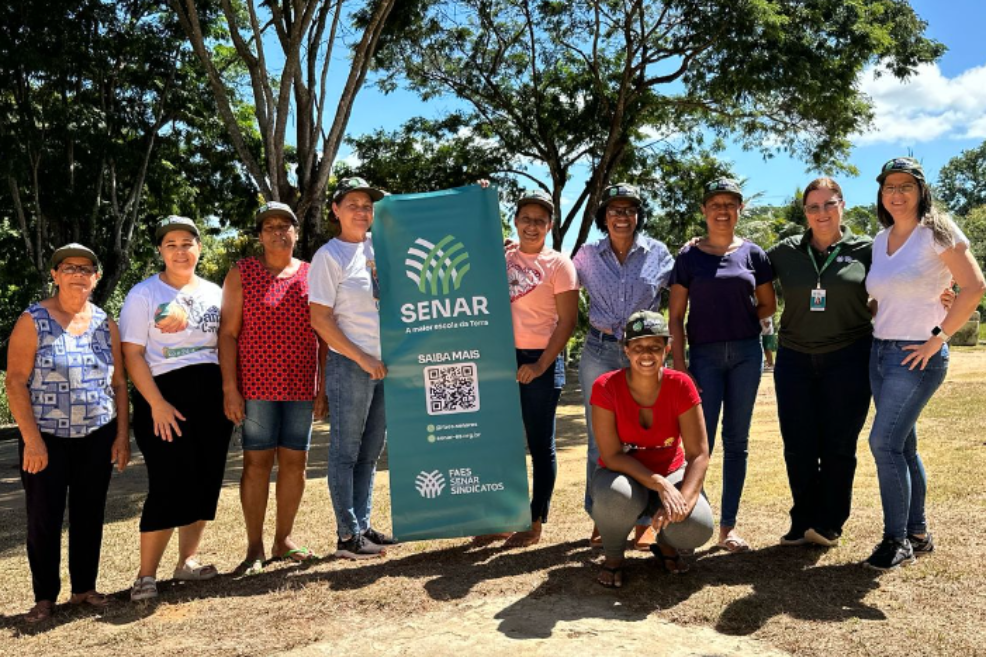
[623,310,670,342]
[703,178,743,203]
[332,177,385,203]
[876,157,926,184]
[595,182,643,220]
[255,201,298,231]
[155,215,200,243]
[51,243,99,270]
[516,189,554,215]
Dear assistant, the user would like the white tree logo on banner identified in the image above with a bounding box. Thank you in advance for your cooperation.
[415,470,447,498]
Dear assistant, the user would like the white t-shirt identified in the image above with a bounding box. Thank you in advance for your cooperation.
[308,237,381,359]
[119,275,222,376]
[866,220,969,340]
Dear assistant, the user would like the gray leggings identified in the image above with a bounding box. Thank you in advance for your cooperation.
[591,466,714,560]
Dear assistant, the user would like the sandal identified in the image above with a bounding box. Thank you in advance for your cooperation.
[173,558,218,581]
[130,576,158,602]
[273,546,318,563]
[597,564,625,588]
[716,535,751,554]
[651,545,690,574]
[25,600,54,624]
[68,590,111,608]
[235,558,265,576]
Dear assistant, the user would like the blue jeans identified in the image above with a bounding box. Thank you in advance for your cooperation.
[326,352,387,540]
[689,337,763,528]
[241,400,315,451]
[578,330,650,526]
[517,349,565,523]
[868,339,948,540]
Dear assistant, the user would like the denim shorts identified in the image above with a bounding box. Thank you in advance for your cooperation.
[241,400,315,451]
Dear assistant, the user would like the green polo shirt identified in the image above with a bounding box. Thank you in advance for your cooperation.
[767,227,873,354]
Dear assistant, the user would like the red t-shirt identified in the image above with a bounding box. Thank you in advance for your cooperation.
[237,257,318,401]
[590,368,701,475]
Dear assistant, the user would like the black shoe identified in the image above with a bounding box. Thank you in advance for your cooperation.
[335,534,387,560]
[362,527,399,546]
[805,528,841,548]
[863,537,915,571]
[908,532,935,555]
[779,529,807,546]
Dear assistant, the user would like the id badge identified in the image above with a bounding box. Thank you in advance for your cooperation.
[810,288,827,312]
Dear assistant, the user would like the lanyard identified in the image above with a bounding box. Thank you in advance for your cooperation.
[807,244,841,288]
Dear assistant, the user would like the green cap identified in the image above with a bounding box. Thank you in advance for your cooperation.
[516,189,554,214]
[332,177,385,203]
[51,243,99,270]
[255,201,298,231]
[155,215,200,243]
[623,310,670,342]
[703,178,743,203]
[595,182,642,220]
[876,157,926,184]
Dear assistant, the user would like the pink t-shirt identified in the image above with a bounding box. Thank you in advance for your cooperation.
[505,246,579,349]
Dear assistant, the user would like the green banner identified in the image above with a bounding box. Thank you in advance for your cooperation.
[374,185,530,541]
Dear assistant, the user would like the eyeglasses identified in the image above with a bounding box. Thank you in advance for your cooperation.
[881,183,917,196]
[516,216,549,228]
[342,203,374,214]
[606,206,638,218]
[59,264,97,276]
[804,200,842,215]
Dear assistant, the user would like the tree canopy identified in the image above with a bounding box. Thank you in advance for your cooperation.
[937,141,986,218]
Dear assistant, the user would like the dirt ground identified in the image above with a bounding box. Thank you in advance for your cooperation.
[1,349,985,656]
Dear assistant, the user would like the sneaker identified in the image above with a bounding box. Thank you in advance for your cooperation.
[908,532,935,555]
[805,528,840,548]
[363,527,399,546]
[863,537,915,571]
[130,576,158,602]
[780,529,807,546]
[335,534,387,560]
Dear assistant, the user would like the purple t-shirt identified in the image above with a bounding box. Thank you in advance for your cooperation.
[670,240,773,346]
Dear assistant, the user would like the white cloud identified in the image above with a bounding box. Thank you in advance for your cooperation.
[855,62,986,145]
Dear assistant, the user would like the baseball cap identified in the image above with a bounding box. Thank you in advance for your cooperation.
[332,177,385,203]
[595,182,643,220]
[155,215,200,243]
[876,157,926,185]
[51,243,99,270]
[702,178,743,203]
[255,201,298,231]
[623,310,671,342]
[516,189,554,214]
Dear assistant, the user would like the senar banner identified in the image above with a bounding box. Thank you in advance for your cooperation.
[374,184,530,541]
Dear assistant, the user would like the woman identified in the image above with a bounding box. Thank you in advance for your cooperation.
[590,311,713,587]
[767,178,876,548]
[473,189,579,547]
[863,157,985,571]
[309,177,396,559]
[572,182,675,549]
[5,244,130,622]
[219,201,328,574]
[668,178,776,553]
[120,216,233,601]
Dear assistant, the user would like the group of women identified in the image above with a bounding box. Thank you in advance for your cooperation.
[7,158,984,619]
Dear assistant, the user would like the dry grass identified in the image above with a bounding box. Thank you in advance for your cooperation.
[1,349,985,656]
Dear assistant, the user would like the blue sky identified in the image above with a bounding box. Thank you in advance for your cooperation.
[334,0,986,246]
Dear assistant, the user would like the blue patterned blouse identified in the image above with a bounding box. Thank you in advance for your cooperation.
[572,233,675,339]
[27,303,117,438]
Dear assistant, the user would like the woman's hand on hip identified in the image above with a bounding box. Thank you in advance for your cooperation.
[151,399,186,442]
[21,439,48,474]
[901,338,943,371]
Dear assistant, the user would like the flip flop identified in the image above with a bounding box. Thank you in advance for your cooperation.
[173,559,219,580]
[597,564,625,588]
[651,546,690,574]
[274,547,318,563]
[235,558,266,575]
[717,535,751,553]
[25,601,54,624]
[68,590,111,608]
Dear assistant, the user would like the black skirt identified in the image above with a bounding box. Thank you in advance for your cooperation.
[132,363,233,532]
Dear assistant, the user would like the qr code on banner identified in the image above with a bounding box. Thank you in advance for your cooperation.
[423,363,480,415]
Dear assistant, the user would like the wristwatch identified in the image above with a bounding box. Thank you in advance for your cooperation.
[931,325,952,343]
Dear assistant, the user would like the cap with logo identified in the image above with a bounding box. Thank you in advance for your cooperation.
[155,215,200,243]
[595,182,643,220]
[622,310,670,342]
[702,178,743,204]
[876,157,926,185]
[516,189,554,215]
[332,177,385,203]
[51,243,100,270]
[255,201,299,231]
